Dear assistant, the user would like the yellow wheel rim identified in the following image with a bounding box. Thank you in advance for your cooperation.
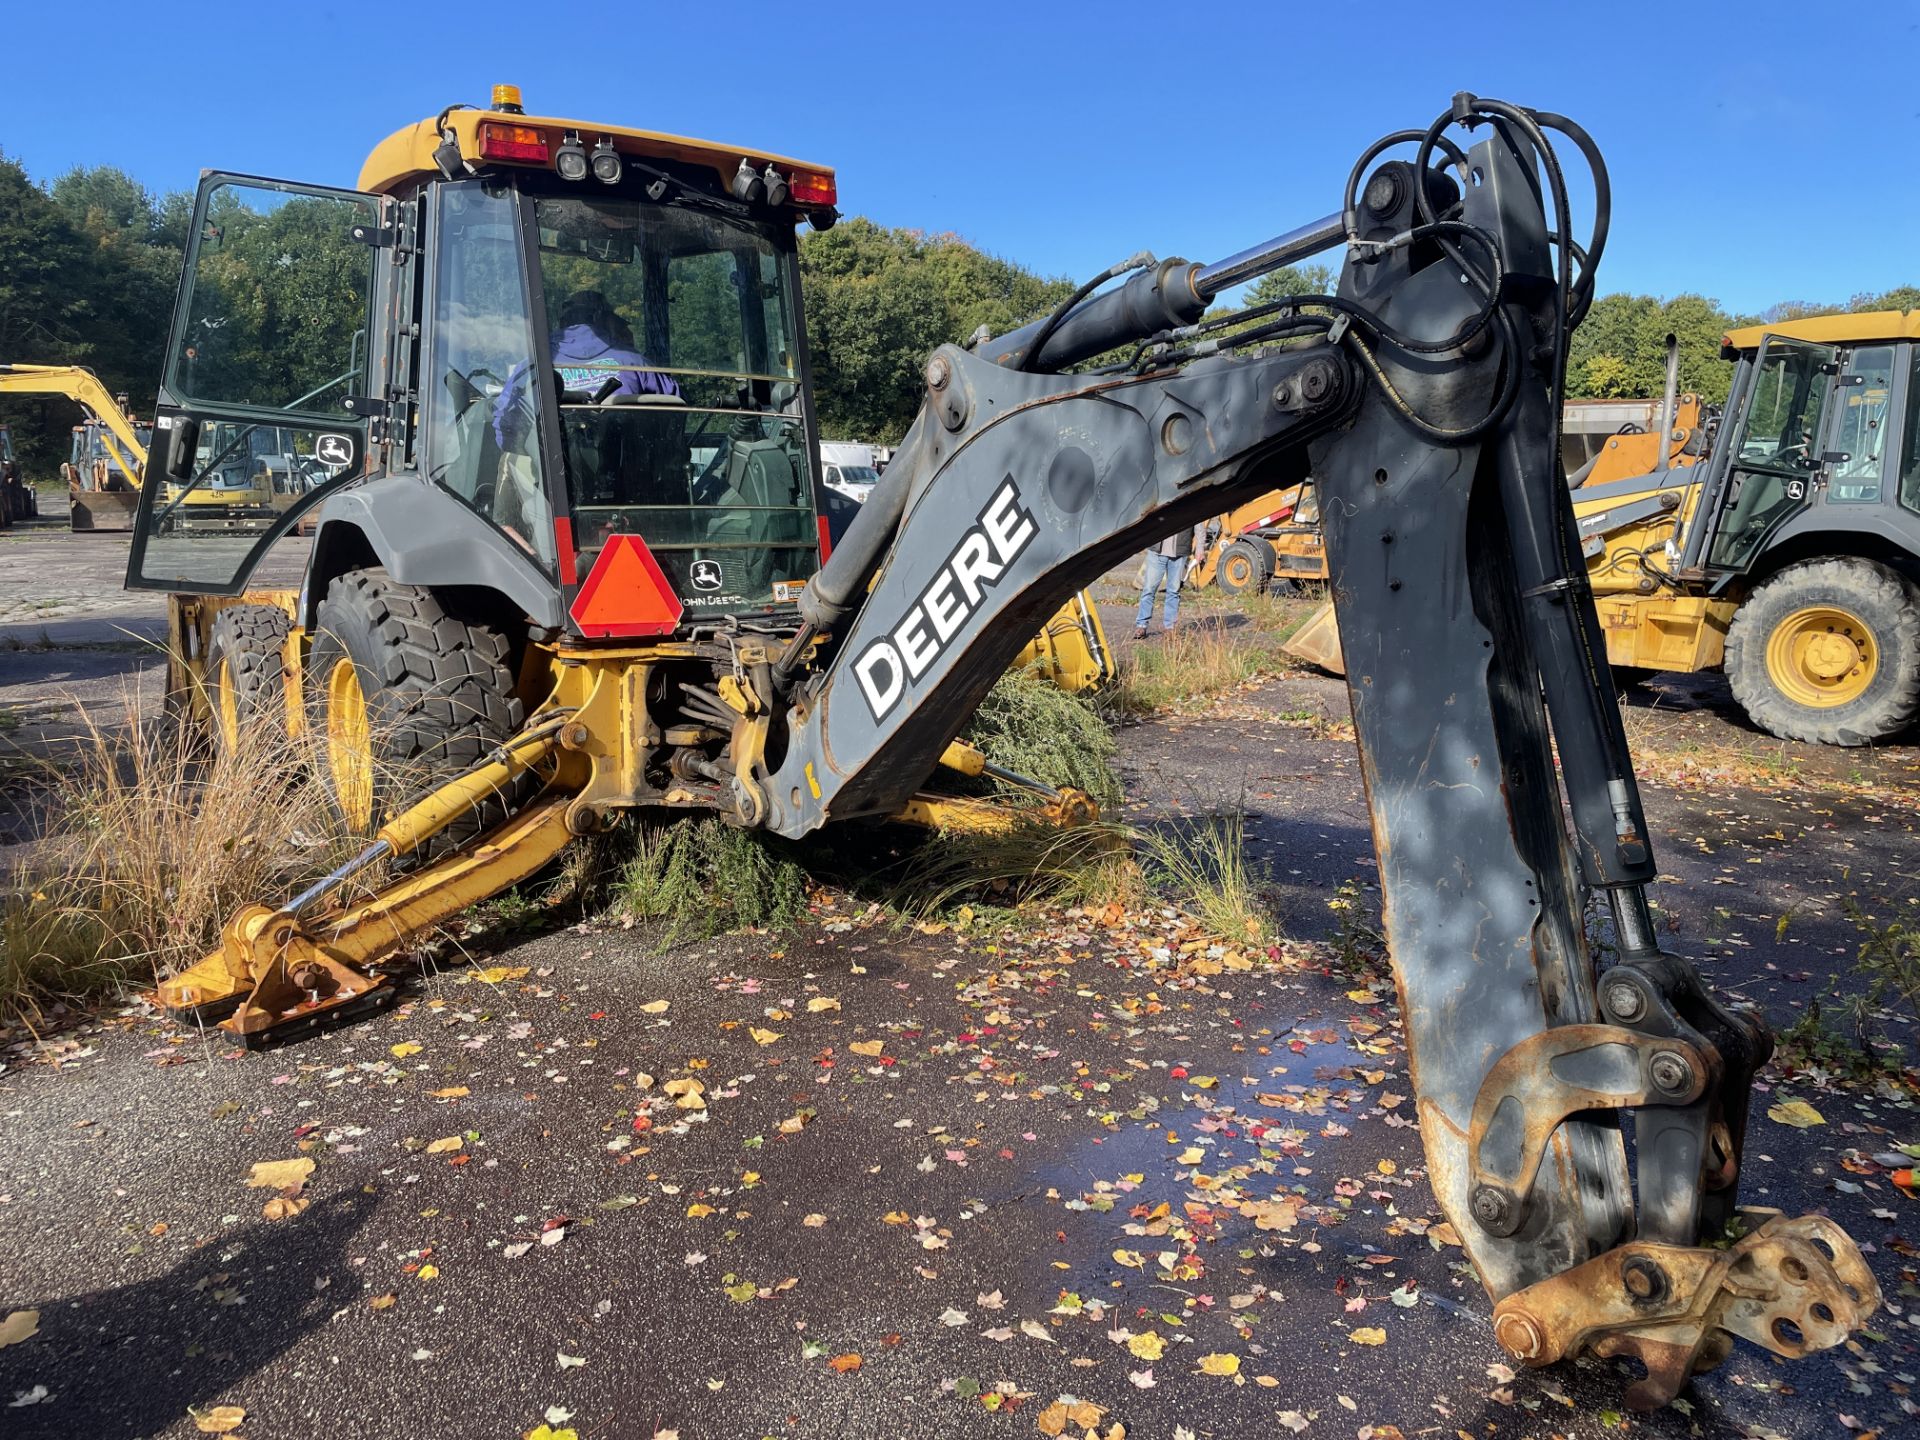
[326,659,375,830]
[1764,605,1877,709]
[1223,553,1253,588]
[214,657,241,754]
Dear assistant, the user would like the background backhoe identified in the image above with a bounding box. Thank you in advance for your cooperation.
[118,86,1876,1410]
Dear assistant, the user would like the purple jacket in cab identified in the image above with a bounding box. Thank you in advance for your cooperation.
[493,326,680,445]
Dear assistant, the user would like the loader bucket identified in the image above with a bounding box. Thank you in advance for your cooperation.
[70,486,139,532]
[1282,599,1345,676]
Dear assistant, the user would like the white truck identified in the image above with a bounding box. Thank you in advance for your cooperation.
[820,440,881,502]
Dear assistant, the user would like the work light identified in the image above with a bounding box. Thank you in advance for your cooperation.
[591,139,623,184]
[555,132,588,182]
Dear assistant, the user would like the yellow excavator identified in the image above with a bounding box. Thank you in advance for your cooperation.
[0,364,150,530]
[113,86,1873,1407]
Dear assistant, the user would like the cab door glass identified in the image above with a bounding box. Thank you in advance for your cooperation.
[1707,338,1835,570]
[128,175,380,595]
[1900,351,1920,515]
[1825,345,1895,502]
[424,181,553,571]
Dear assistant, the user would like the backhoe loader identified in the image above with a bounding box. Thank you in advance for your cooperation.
[0,364,148,530]
[123,86,1875,1408]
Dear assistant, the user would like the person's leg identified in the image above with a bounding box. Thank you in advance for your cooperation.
[1161,557,1187,629]
[1135,552,1165,633]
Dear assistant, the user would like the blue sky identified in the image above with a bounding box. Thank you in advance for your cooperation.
[2,1,1915,316]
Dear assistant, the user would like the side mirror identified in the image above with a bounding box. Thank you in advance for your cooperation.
[165,418,201,481]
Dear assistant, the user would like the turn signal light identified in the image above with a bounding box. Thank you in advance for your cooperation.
[788,169,836,207]
[479,123,549,163]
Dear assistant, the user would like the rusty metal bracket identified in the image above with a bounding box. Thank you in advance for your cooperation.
[1468,1024,1710,1237]
[1492,1209,1881,1411]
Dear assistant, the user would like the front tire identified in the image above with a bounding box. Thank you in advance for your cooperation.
[1725,558,1920,745]
[1216,539,1273,596]
[205,603,293,757]
[306,570,526,868]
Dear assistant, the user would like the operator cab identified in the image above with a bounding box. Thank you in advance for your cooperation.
[124,86,838,635]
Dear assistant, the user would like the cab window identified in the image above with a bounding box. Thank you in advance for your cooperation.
[425,181,555,571]
[530,195,818,614]
[1899,350,1920,515]
[1827,345,1895,502]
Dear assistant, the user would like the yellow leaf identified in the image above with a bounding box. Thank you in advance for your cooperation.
[849,1040,885,1057]
[1346,988,1377,1003]
[639,999,671,1014]
[261,1195,310,1221]
[471,965,529,984]
[1037,1400,1070,1437]
[1178,1147,1205,1165]
[1127,1331,1165,1360]
[244,1157,314,1191]
[1190,1075,1219,1089]
[882,1210,911,1225]
[1348,1326,1387,1346]
[370,1293,397,1311]
[686,1202,716,1218]
[417,1264,439,1281]
[425,1136,464,1155]
[1254,1374,1280,1387]
[1767,1099,1825,1129]
[192,1405,247,1434]
[1112,1248,1145,1268]
[390,1042,423,1058]
[1376,1159,1397,1176]
[749,1028,784,1046]
[524,1427,580,1440]
[0,1310,39,1348]
[1197,1351,1241,1376]
[429,1086,470,1100]
[806,996,841,1014]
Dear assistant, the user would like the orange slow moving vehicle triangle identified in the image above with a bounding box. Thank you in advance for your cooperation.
[568,534,684,638]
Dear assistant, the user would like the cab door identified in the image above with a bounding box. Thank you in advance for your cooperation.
[125,173,386,595]
[1703,335,1837,576]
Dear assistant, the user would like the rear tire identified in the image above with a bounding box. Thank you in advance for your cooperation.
[306,570,526,869]
[1216,539,1273,596]
[205,604,293,757]
[1725,558,1920,745]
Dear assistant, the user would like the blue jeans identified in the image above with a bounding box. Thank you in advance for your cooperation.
[1135,551,1186,630]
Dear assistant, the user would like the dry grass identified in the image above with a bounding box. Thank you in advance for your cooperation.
[1110,621,1304,716]
[1,684,364,1021]
[1134,803,1274,946]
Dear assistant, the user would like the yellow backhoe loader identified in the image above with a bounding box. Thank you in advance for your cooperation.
[113,87,1874,1408]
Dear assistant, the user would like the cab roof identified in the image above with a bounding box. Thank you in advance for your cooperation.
[358,94,834,198]
[1722,309,1920,356]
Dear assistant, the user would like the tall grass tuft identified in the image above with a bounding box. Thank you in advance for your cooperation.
[1134,803,1273,945]
[614,817,810,942]
[1112,622,1298,716]
[2,686,363,1021]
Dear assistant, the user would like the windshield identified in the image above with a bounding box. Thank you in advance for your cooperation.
[832,465,880,488]
[527,193,819,616]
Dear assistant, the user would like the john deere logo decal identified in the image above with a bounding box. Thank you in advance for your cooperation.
[690,559,723,591]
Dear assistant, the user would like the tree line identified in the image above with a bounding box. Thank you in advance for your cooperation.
[1,150,1915,472]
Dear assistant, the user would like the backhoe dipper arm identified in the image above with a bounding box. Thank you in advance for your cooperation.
[770,96,1875,1409]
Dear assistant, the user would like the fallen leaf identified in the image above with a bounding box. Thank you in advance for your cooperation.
[802,1213,827,1228]
[939,1308,969,1327]
[1020,1318,1056,1345]
[686,1203,716,1218]
[472,965,529,984]
[191,1405,247,1434]
[828,1352,862,1373]
[1767,1099,1825,1129]
[639,1000,671,1015]
[749,1028,783,1046]
[390,1042,423,1059]
[1348,1326,1387,1346]
[849,1039,885,1057]
[1112,1248,1145,1268]
[417,1264,440,1281]
[1277,1411,1310,1433]
[1127,1331,1166,1360]
[556,1352,586,1369]
[425,1136,464,1155]
[0,1311,39,1349]
[429,1086,470,1100]
[261,1195,310,1221]
[244,1158,314,1192]
[1197,1351,1241,1376]
[370,1293,397,1311]
[524,1426,578,1440]
[806,997,841,1014]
